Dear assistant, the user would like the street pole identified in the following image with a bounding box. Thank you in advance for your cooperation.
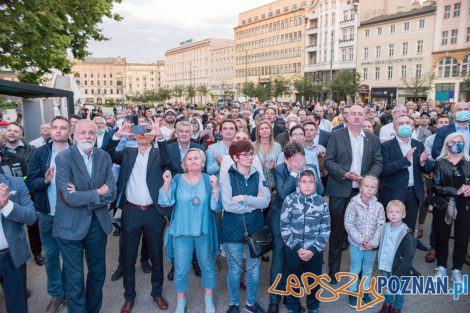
[245,50,248,101]
[329,31,333,103]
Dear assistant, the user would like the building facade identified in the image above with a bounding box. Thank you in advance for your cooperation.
[304,0,359,83]
[234,0,309,100]
[432,0,470,102]
[72,57,165,104]
[164,38,233,92]
[357,4,436,104]
[209,44,235,99]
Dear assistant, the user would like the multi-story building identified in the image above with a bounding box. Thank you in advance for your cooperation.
[304,0,359,84]
[234,0,308,100]
[357,3,436,104]
[432,0,470,102]
[209,44,235,100]
[164,38,233,92]
[72,57,165,104]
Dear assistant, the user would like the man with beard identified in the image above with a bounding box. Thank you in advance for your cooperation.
[160,109,177,141]
[54,119,116,313]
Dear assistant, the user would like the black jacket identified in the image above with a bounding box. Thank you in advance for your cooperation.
[379,226,416,277]
[432,158,470,209]
[4,141,35,165]
[0,150,27,178]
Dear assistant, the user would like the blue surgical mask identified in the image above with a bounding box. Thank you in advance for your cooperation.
[97,129,105,135]
[397,125,413,137]
[455,111,470,122]
[448,143,464,154]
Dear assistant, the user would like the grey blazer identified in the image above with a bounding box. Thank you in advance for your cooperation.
[0,175,37,268]
[324,127,383,198]
[53,145,117,241]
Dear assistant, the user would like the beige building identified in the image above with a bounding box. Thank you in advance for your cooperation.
[234,0,309,101]
[357,3,436,104]
[164,38,233,95]
[72,57,165,104]
[209,45,235,99]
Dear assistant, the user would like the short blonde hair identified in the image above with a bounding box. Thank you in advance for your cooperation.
[360,175,379,189]
[181,148,206,172]
[386,200,406,215]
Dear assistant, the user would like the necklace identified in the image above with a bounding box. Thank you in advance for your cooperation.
[185,173,201,206]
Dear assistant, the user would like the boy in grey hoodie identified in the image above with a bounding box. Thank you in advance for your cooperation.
[280,168,330,313]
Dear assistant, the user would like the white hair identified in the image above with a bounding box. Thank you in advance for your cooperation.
[437,132,470,161]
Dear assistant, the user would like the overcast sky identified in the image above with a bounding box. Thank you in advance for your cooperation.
[87,0,274,63]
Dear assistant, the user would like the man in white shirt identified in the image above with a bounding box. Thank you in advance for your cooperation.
[29,123,51,148]
[160,109,177,141]
[314,104,333,133]
[379,105,407,142]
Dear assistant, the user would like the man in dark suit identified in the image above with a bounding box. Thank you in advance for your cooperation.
[432,102,470,159]
[54,119,117,313]
[324,105,383,283]
[106,119,171,313]
[93,116,112,150]
[0,171,37,313]
[250,107,285,141]
[380,115,433,234]
[274,114,300,149]
[311,113,331,147]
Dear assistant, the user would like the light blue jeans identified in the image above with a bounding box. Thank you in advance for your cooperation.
[224,243,260,305]
[348,244,377,292]
[382,271,405,309]
[173,235,216,292]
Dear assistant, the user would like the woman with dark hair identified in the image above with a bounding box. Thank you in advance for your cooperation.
[219,140,271,313]
[432,132,470,283]
[199,120,218,148]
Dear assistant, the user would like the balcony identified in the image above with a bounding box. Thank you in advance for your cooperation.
[306,27,318,35]
[339,18,355,25]
[306,44,318,52]
[339,38,355,46]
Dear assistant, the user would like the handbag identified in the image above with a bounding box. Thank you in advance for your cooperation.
[430,195,449,212]
[241,215,273,258]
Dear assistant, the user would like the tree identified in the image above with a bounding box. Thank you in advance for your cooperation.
[401,71,435,102]
[242,82,256,99]
[186,85,196,103]
[254,82,271,102]
[156,87,172,102]
[293,77,322,102]
[328,70,361,101]
[172,85,186,102]
[271,76,291,101]
[0,0,122,84]
[196,84,208,104]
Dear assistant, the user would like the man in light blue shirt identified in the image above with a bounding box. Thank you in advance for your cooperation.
[206,120,237,175]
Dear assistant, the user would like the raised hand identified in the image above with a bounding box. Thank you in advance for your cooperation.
[0,183,9,208]
[44,167,55,184]
[116,121,133,138]
[210,175,218,190]
[163,170,172,185]
[405,147,417,162]
[147,117,164,139]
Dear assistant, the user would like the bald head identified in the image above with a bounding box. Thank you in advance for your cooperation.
[347,105,366,128]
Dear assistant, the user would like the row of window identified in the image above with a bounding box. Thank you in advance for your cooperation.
[363,41,424,60]
[235,63,302,77]
[235,31,303,52]
[235,48,302,65]
[240,1,307,25]
[80,80,125,86]
[437,56,470,78]
[442,28,469,45]
[363,19,425,38]
[83,89,122,95]
[236,15,303,39]
[362,64,423,81]
[443,3,462,19]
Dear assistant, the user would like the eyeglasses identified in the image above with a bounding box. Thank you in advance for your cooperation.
[239,152,255,158]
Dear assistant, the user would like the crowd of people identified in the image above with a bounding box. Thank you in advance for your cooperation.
[0,98,469,313]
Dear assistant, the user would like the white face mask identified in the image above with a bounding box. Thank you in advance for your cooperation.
[77,140,96,153]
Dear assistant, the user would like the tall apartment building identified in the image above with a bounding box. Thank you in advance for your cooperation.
[164,38,233,91]
[356,3,436,104]
[234,0,309,100]
[304,0,359,83]
[72,57,165,104]
[432,0,470,102]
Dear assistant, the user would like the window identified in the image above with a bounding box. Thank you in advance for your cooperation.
[467,27,470,42]
[402,42,408,55]
[454,2,461,17]
[365,29,369,38]
[401,65,407,79]
[349,47,354,60]
[444,5,451,19]
[389,44,394,57]
[376,46,381,58]
[442,31,448,45]
[462,55,470,77]
[342,28,348,40]
[451,29,458,44]
[387,66,393,79]
[363,68,368,80]
[418,19,425,29]
[377,27,382,35]
[364,47,369,60]
[375,67,380,80]
[390,24,395,33]
[404,22,409,31]
[416,64,422,78]
[438,57,458,77]
[417,40,423,54]
[342,48,347,61]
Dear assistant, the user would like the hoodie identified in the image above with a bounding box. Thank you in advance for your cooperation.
[280,167,330,254]
[344,194,386,249]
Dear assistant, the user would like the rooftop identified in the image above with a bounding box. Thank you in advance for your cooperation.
[360,5,436,27]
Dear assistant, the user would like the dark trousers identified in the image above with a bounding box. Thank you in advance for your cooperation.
[56,215,108,313]
[122,205,164,301]
[0,251,28,313]
[434,206,470,269]
[269,235,286,304]
[328,190,358,275]
[27,220,42,256]
[403,188,420,234]
[118,231,149,266]
[285,248,323,311]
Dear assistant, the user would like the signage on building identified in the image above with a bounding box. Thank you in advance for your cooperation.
[359,85,370,93]
[361,57,424,66]
[370,87,397,98]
